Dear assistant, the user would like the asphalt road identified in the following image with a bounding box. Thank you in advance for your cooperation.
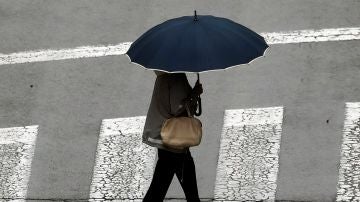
[0,0,360,201]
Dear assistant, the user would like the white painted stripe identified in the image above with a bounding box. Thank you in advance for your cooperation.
[0,27,359,66]
[0,42,132,66]
[214,106,283,201]
[336,102,360,202]
[223,107,283,127]
[263,27,360,44]
[0,125,38,199]
[89,116,156,201]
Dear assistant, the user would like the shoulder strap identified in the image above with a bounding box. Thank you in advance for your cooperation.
[168,79,175,117]
[184,102,192,117]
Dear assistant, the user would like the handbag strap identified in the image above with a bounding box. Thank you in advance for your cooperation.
[184,101,192,117]
[167,78,174,117]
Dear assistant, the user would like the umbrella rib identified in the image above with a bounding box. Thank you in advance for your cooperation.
[196,20,224,70]
[146,22,191,69]
[170,21,197,71]
[128,19,189,61]
[201,20,251,67]
[215,19,267,56]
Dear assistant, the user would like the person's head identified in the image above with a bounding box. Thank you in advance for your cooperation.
[154,70,168,76]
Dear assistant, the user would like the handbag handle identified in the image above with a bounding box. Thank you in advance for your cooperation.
[194,96,201,116]
[194,73,202,116]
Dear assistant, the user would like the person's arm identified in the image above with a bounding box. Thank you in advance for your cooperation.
[177,81,203,116]
[190,79,203,98]
[169,76,203,116]
[189,81,203,115]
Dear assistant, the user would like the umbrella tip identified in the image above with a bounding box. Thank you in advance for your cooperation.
[194,10,198,21]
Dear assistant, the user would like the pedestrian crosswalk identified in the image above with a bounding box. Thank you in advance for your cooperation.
[214,107,283,201]
[1,104,360,201]
[336,102,360,202]
[89,116,155,201]
[0,125,38,199]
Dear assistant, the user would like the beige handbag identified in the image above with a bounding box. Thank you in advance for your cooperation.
[161,101,202,150]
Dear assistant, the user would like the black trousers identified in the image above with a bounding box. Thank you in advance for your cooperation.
[143,147,200,202]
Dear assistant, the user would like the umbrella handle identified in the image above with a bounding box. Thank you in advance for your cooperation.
[194,72,201,116]
[195,96,202,116]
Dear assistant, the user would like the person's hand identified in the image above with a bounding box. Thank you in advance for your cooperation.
[191,80,203,97]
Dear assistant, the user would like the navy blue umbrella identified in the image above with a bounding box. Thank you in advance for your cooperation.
[126,11,269,116]
[126,11,269,75]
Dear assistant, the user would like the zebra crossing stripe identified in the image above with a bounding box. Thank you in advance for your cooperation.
[0,27,359,66]
[0,42,132,66]
[89,116,156,201]
[214,106,284,201]
[263,27,360,44]
[336,102,360,201]
[0,125,38,199]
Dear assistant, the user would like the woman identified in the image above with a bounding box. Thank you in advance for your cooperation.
[142,70,203,201]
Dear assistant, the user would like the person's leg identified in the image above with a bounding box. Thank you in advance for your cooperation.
[175,149,200,202]
[143,148,176,201]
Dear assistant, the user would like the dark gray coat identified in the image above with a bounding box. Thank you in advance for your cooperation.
[142,73,198,153]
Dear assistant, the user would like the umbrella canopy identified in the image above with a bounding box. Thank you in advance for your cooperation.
[126,11,269,73]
